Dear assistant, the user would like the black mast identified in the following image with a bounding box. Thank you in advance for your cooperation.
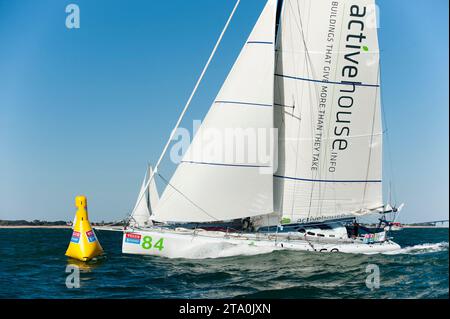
[275,0,284,41]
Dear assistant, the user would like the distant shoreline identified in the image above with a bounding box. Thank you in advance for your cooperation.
[0,226,72,229]
[403,226,449,229]
[0,225,447,230]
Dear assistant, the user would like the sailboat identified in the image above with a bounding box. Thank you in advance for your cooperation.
[128,165,159,228]
[122,0,403,258]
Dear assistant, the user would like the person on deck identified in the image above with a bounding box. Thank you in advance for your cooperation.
[352,222,360,238]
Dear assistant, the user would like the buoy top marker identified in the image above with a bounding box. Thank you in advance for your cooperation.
[66,195,103,262]
[75,196,87,208]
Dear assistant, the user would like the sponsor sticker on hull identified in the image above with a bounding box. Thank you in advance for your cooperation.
[125,233,142,245]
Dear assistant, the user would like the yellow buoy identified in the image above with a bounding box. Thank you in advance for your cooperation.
[65,196,104,262]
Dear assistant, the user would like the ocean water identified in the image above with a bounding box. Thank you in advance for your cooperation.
[0,228,447,299]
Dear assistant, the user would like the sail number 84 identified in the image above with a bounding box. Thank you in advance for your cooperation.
[141,236,165,251]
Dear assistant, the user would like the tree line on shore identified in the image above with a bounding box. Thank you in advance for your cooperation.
[0,220,125,226]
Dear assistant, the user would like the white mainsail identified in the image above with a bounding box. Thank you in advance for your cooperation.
[131,166,159,226]
[152,0,277,223]
[274,0,383,223]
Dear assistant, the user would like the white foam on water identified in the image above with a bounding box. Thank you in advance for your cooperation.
[165,240,448,259]
[172,242,277,259]
[383,242,449,255]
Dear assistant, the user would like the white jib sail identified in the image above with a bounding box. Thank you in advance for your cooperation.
[274,0,383,223]
[153,0,278,223]
[148,166,160,214]
[131,166,159,226]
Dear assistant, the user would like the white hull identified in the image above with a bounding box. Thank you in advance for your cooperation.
[122,227,401,259]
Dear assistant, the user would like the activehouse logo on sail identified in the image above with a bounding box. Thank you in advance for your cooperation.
[330,4,372,173]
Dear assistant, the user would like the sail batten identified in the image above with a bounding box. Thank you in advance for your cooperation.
[275,175,382,184]
[214,100,273,108]
[275,74,380,87]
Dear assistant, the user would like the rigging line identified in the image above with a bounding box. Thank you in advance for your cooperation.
[287,0,323,219]
[290,2,308,220]
[283,110,301,121]
[303,235,316,251]
[293,0,323,220]
[301,1,327,220]
[157,173,220,222]
[318,3,347,219]
[379,61,398,206]
[362,63,382,207]
[130,0,242,218]
[284,0,307,219]
[129,165,150,220]
[274,103,295,109]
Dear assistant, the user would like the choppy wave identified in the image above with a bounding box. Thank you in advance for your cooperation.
[383,242,449,255]
[0,228,448,299]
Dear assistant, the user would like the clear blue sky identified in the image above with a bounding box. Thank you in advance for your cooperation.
[0,0,448,223]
